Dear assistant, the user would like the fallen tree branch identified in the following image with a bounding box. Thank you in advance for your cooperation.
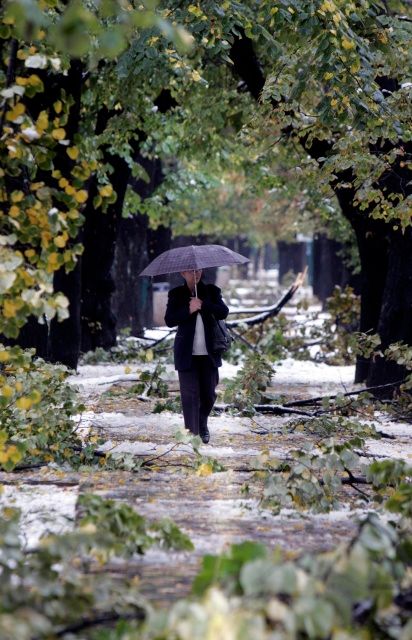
[227,326,259,351]
[214,403,313,416]
[282,380,405,407]
[52,610,146,639]
[0,478,79,487]
[143,329,175,349]
[227,268,307,328]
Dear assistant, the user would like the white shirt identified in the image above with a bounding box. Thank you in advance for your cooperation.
[192,313,208,355]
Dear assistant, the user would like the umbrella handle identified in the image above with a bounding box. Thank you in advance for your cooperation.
[194,272,197,299]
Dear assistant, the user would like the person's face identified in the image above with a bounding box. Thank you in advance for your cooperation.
[180,269,202,291]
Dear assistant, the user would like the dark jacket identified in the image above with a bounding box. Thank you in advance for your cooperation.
[164,280,229,371]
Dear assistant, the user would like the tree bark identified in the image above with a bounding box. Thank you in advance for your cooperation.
[49,264,82,369]
[366,227,412,391]
[312,234,353,305]
[79,106,138,353]
[112,156,170,336]
[112,213,152,336]
[111,89,177,337]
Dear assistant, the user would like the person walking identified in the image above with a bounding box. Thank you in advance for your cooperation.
[164,269,229,444]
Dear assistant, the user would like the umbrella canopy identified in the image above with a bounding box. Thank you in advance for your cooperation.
[139,244,249,277]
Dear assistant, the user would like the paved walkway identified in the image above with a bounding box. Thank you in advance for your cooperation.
[4,355,412,606]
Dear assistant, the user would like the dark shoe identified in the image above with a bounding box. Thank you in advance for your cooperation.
[200,427,210,444]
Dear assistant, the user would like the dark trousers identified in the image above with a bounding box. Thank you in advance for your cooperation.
[178,356,219,435]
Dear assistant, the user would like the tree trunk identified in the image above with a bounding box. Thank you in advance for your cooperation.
[80,106,136,353]
[80,156,130,352]
[112,155,170,336]
[333,184,389,383]
[312,234,353,305]
[111,90,177,337]
[49,263,82,369]
[366,228,412,392]
[112,214,152,336]
[1,317,49,360]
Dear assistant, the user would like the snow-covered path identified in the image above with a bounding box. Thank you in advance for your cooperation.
[2,276,411,606]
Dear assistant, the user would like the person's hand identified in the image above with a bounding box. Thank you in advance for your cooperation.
[189,297,202,314]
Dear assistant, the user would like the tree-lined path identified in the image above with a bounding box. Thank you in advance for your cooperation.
[2,333,410,609]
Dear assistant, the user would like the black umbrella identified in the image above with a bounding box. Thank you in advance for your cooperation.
[139,244,249,296]
[139,244,249,276]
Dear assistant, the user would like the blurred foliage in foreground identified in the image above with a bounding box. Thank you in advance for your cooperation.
[0,501,411,639]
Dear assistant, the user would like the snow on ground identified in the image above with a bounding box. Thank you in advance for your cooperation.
[364,438,412,461]
[272,358,355,387]
[69,357,356,392]
[0,484,78,548]
[68,362,178,396]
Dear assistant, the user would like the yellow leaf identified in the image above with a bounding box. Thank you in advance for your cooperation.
[1,385,14,398]
[6,103,25,122]
[54,232,68,248]
[30,181,44,191]
[11,191,24,203]
[8,445,22,464]
[54,100,63,113]
[67,146,79,160]
[58,177,69,188]
[15,381,23,392]
[74,190,88,203]
[196,462,213,477]
[323,71,333,80]
[342,37,355,50]
[0,351,10,363]
[41,231,52,248]
[9,205,20,218]
[320,1,334,11]
[99,184,113,197]
[16,396,32,410]
[27,74,42,86]
[52,128,66,140]
[36,111,49,132]
[3,300,21,318]
[188,5,203,17]
[47,252,59,269]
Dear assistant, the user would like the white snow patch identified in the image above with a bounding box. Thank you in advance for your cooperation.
[273,358,355,387]
[364,439,412,462]
[372,415,412,438]
[68,362,178,395]
[0,484,78,549]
